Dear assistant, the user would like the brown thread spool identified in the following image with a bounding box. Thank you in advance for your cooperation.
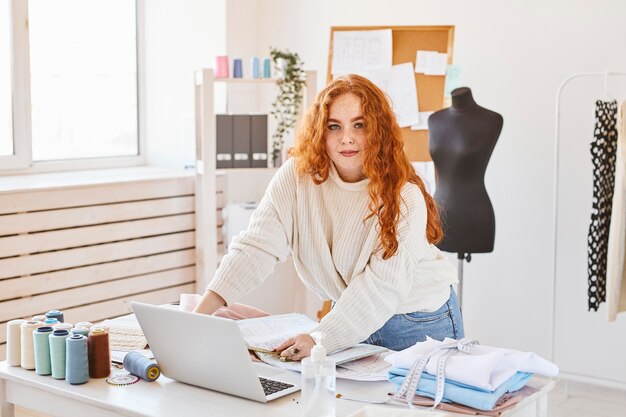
[88,328,110,378]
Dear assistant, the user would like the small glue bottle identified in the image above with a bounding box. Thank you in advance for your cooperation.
[300,332,335,417]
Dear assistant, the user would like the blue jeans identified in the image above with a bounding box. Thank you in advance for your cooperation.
[363,287,464,351]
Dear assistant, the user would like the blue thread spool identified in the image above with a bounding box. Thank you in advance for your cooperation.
[43,318,59,326]
[66,334,89,385]
[263,58,271,78]
[46,310,64,323]
[71,326,90,336]
[233,58,243,78]
[50,329,69,379]
[33,326,53,375]
[250,57,260,79]
[123,351,160,382]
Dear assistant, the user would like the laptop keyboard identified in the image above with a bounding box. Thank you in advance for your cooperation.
[259,377,294,396]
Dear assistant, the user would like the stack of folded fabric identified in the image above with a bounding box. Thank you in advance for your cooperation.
[385,337,558,415]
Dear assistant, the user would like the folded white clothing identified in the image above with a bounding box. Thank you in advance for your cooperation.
[385,337,558,391]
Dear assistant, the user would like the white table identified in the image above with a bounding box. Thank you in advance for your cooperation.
[0,361,553,417]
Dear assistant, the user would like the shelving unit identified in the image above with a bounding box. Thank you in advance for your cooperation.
[193,68,317,302]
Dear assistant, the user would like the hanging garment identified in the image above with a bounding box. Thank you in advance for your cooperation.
[588,99,619,311]
[607,100,626,321]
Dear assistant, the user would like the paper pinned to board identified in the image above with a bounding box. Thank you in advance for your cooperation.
[359,63,420,128]
[415,51,448,76]
[331,29,393,76]
[411,161,437,196]
[410,111,435,131]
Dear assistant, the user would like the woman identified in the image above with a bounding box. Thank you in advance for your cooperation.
[194,74,463,360]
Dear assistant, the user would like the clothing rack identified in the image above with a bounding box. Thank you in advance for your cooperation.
[550,71,626,379]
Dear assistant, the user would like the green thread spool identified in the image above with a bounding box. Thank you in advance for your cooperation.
[50,329,69,379]
[33,326,53,375]
[123,351,160,382]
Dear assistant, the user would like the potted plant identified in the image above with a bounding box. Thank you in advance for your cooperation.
[269,47,306,166]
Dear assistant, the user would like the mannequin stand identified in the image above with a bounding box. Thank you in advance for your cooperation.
[457,253,472,309]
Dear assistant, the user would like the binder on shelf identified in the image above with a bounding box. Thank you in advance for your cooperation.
[216,114,233,169]
[232,115,251,168]
[250,114,268,168]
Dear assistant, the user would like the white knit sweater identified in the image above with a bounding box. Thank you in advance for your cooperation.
[207,158,457,353]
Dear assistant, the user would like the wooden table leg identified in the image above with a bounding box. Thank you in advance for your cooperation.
[0,378,16,417]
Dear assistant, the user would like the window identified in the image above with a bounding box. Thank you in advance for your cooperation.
[2,0,141,171]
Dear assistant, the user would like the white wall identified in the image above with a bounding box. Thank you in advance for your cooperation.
[143,0,226,169]
[226,0,626,384]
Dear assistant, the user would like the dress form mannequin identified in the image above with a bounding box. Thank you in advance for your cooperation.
[428,87,503,305]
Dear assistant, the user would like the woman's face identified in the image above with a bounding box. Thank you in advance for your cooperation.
[325,93,366,183]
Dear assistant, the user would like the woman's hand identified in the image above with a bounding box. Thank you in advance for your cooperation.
[192,290,226,315]
[274,333,315,362]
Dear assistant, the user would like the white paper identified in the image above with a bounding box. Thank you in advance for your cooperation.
[332,29,393,76]
[359,63,420,128]
[237,313,318,351]
[411,161,437,196]
[255,344,388,372]
[410,111,434,131]
[336,352,392,381]
[415,51,448,76]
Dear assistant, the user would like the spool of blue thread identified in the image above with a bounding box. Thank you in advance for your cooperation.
[263,58,271,78]
[250,57,260,79]
[33,326,53,375]
[49,329,69,379]
[123,351,161,382]
[65,334,89,385]
[43,318,59,326]
[45,310,64,323]
[233,58,243,78]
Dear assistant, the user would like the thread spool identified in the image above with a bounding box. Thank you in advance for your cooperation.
[33,326,53,375]
[233,58,243,78]
[88,328,110,378]
[53,322,73,331]
[21,321,42,369]
[43,317,59,326]
[49,329,69,379]
[45,310,64,323]
[123,351,161,382]
[250,57,260,79]
[71,326,90,336]
[7,319,26,366]
[263,58,271,78]
[32,315,47,322]
[74,321,93,329]
[66,334,89,385]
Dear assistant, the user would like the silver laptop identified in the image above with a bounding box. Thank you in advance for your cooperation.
[131,302,301,402]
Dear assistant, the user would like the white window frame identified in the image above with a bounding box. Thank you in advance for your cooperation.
[1,0,145,174]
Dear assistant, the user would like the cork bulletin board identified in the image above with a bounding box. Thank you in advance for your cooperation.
[327,26,455,162]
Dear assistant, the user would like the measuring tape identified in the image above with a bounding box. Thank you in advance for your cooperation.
[393,338,479,409]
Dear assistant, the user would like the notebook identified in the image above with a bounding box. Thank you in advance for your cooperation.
[131,302,300,402]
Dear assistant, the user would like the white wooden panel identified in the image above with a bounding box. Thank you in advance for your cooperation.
[0,249,195,301]
[0,231,194,280]
[216,191,224,209]
[0,283,196,345]
[62,283,195,327]
[0,267,194,322]
[0,196,194,236]
[0,344,4,362]
[0,177,194,215]
[0,214,195,258]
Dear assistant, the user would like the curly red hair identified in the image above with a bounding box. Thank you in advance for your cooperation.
[289,74,443,259]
